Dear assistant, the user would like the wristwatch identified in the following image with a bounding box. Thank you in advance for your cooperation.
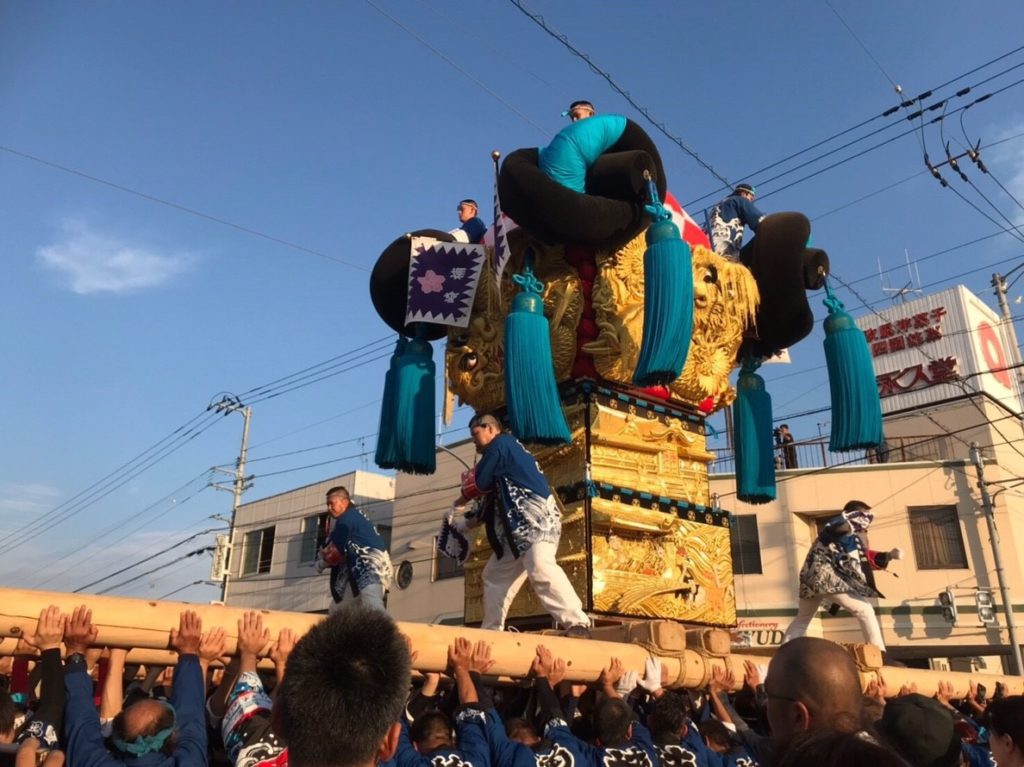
[67,652,87,666]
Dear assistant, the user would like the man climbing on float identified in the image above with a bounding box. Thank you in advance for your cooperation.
[454,413,591,636]
[706,183,765,261]
[783,500,901,652]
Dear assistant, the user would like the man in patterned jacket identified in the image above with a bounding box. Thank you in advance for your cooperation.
[317,486,393,612]
[706,184,765,261]
[783,500,901,651]
[455,414,590,634]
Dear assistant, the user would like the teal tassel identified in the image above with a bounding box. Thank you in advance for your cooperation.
[634,187,693,386]
[392,331,437,474]
[823,281,882,452]
[733,359,776,504]
[374,337,406,470]
[504,261,571,445]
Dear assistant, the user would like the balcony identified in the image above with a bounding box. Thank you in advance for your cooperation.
[708,434,961,474]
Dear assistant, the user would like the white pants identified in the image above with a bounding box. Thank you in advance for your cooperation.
[784,592,885,650]
[481,540,589,630]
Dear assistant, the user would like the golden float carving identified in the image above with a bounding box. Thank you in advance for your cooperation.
[445,230,757,415]
[446,233,582,414]
[591,497,735,624]
[586,236,759,411]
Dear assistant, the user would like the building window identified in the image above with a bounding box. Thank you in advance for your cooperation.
[433,537,464,581]
[730,515,763,575]
[908,506,968,569]
[377,525,392,552]
[300,513,329,563]
[242,526,276,575]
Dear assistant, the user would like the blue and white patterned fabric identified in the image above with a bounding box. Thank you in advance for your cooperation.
[707,194,764,260]
[474,433,560,558]
[346,543,394,591]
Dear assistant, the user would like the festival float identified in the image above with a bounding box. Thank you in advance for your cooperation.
[5,110,994,693]
[366,111,878,630]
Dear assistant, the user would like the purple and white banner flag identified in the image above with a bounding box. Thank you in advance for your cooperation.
[492,176,512,300]
[405,237,486,329]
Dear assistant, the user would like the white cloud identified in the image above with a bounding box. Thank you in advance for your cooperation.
[0,482,61,516]
[36,219,195,294]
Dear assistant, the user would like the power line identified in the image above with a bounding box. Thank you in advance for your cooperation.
[36,472,216,588]
[248,402,382,450]
[0,145,368,272]
[0,410,224,558]
[363,0,547,137]
[96,547,215,596]
[824,0,901,91]
[505,0,732,187]
[73,527,226,593]
[683,46,1024,208]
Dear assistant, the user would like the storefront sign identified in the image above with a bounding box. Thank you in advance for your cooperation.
[863,307,946,358]
[876,356,959,398]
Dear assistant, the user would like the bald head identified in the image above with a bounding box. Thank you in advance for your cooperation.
[766,638,863,746]
[113,698,176,756]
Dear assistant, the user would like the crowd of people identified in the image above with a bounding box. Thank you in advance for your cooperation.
[2,603,1022,767]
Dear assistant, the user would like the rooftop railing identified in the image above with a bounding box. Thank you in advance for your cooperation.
[708,433,961,474]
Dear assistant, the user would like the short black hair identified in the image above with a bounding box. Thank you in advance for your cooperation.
[277,604,411,767]
[842,499,871,513]
[593,697,632,746]
[647,691,688,740]
[504,717,537,742]
[468,413,501,431]
[569,100,595,111]
[989,695,1024,751]
[410,711,453,751]
[700,718,731,748]
[779,729,912,767]
[326,486,350,500]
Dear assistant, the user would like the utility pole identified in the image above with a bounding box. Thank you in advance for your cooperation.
[969,442,1023,675]
[991,272,1024,414]
[210,395,253,603]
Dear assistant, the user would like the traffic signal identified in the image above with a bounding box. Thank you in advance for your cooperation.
[939,588,958,624]
[976,590,997,626]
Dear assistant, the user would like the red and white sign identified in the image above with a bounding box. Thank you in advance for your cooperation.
[855,286,1021,415]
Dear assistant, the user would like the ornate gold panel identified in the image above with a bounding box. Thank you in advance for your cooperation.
[590,498,735,625]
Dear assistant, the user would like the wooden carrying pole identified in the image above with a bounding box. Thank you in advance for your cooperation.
[1,588,1021,696]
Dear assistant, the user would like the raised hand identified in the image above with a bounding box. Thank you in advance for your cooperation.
[170,610,202,656]
[65,606,98,655]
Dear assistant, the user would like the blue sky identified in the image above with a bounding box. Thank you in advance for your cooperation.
[2,1,1023,603]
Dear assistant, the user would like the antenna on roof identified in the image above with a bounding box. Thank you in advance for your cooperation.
[880,249,924,304]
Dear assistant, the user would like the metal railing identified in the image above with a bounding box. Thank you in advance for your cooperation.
[708,434,961,474]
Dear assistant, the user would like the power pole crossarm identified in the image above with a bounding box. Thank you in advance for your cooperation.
[969,442,1023,675]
